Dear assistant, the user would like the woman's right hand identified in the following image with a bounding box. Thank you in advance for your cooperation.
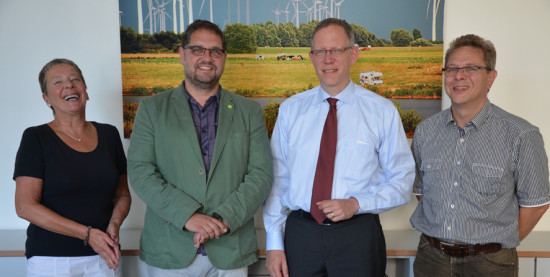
[15,176,123,270]
[87,228,120,270]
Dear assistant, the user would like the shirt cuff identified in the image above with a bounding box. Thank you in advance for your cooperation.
[265,231,285,251]
[353,194,372,214]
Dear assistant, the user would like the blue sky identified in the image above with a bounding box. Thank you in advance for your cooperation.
[119,0,444,40]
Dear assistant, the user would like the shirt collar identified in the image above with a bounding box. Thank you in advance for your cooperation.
[316,79,354,104]
[470,99,491,128]
[183,81,221,107]
[445,99,492,130]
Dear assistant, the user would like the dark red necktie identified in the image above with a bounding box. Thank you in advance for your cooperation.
[310,98,338,224]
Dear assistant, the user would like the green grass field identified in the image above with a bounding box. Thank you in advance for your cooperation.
[121,46,443,96]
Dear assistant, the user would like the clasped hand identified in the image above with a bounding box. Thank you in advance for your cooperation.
[88,223,121,270]
[316,198,360,222]
[184,213,229,247]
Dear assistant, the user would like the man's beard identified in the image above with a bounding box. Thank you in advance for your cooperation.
[184,63,223,90]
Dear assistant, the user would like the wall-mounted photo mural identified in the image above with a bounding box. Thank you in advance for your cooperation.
[119,0,444,138]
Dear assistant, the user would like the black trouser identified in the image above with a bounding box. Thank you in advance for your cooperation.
[284,210,386,277]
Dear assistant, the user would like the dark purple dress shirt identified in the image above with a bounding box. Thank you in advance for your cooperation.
[184,85,220,256]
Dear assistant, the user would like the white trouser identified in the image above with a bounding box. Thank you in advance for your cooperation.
[27,255,122,277]
[144,255,248,277]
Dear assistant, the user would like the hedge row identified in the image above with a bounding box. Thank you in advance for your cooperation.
[126,86,174,96]
[124,90,423,138]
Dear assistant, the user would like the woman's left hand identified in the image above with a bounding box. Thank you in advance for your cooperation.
[106,221,121,261]
[88,227,120,270]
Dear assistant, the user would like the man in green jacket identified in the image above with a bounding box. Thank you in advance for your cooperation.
[128,20,273,276]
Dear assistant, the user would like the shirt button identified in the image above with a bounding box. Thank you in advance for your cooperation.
[199,169,205,175]
[457,161,461,165]
[454,182,458,187]
[427,165,431,169]
[447,226,452,231]
[459,138,464,143]
[451,204,455,209]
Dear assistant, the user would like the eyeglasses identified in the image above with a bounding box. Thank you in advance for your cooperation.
[442,65,491,77]
[184,46,225,58]
[310,47,353,57]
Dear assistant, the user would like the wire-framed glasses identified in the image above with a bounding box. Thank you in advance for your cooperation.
[442,65,491,77]
[184,46,225,58]
[310,47,353,57]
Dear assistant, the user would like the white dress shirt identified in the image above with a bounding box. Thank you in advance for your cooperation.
[263,81,416,251]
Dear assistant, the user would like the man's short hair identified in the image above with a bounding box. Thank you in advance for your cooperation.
[39,58,86,95]
[445,34,497,70]
[310,18,356,48]
[181,20,226,50]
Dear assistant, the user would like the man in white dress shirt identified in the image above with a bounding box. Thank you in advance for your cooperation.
[263,18,415,277]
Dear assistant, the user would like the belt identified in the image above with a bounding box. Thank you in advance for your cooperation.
[292,209,359,225]
[424,234,502,257]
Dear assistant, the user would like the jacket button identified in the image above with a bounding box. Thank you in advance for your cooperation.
[199,169,205,175]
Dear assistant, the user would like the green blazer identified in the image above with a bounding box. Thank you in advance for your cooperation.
[127,83,273,270]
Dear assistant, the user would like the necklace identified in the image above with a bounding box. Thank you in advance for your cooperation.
[55,121,89,142]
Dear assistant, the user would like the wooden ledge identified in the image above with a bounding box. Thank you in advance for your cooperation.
[4,250,550,258]
[2,230,550,258]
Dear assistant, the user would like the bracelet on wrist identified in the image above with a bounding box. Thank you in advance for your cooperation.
[83,226,92,246]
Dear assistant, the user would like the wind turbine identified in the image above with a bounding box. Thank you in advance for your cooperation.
[313,0,322,21]
[227,0,231,25]
[137,0,144,33]
[199,0,214,22]
[157,1,172,32]
[324,0,332,19]
[299,1,313,22]
[172,0,177,33]
[186,0,193,26]
[272,2,282,25]
[292,0,303,28]
[426,0,442,41]
[282,1,291,23]
[305,5,314,22]
[334,0,344,19]
[159,6,166,31]
[274,10,281,25]
[144,0,153,34]
[178,0,185,33]
[152,6,157,33]
[318,1,326,20]
[210,0,214,23]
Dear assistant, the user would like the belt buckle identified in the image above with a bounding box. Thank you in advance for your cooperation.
[439,241,466,257]
[439,241,456,250]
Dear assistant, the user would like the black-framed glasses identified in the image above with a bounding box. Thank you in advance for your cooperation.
[310,47,353,57]
[184,46,225,58]
[442,65,491,77]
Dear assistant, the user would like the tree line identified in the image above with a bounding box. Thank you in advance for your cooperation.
[120,21,438,54]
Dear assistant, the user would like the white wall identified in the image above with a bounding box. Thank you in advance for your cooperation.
[442,0,550,230]
[382,0,550,230]
[1,0,549,233]
[0,0,143,230]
